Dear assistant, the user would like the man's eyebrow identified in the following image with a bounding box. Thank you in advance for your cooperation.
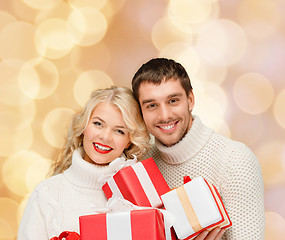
[141,99,155,105]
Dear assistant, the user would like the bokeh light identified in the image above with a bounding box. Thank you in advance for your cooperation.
[152,17,193,51]
[22,0,61,10]
[237,0,280,39]
[43,108,75,148]
[67,7,107,46]
[168,0,213,25]
[233,73,274,115]
[19,58,59,99]
[68,0,108,10]
[0,198,19,239]
[3,150,48,196]
[73,70,113,106]
[273,89,285,129]
[265,212,285,240]
[196,19,248,66]
[35,18,75,59]
[256,141,285,188]
[0,22,39,61]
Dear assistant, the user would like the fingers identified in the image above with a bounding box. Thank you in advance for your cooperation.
[194,227,226,240]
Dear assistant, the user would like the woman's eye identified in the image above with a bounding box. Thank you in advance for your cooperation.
[116,129,125,135]
[93,121,102,126]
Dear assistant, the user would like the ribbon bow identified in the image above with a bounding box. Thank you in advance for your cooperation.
[50,231,80,240]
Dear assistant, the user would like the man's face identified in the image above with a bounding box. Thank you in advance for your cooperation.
[138,79,194,147]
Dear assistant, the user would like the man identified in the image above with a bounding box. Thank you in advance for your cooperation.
[132,58,265,240]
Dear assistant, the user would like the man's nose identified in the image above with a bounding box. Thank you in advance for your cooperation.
[158,104,172,122]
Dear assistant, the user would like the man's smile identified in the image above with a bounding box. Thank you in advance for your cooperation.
[157,121,178,133]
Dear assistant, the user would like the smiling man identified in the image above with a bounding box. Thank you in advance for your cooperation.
[132,58,265,240]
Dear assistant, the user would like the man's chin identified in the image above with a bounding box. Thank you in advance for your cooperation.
[155,136,178,147]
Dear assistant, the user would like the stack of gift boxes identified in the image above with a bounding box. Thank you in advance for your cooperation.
[79,158,232,240]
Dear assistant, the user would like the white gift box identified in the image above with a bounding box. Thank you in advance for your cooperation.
[161,176,231,240]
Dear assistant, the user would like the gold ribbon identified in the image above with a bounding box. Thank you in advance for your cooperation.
[176,185,202,232]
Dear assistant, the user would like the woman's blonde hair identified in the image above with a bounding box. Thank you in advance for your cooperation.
[50,86,150,175]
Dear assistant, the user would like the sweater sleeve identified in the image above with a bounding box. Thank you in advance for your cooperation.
[221,143,265,240]
[17,190,49,240]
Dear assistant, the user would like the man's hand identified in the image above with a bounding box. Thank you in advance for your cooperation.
[194,228,226,240]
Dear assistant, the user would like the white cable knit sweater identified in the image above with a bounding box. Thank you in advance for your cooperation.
[17,149,117,240]
[145,116,265,240]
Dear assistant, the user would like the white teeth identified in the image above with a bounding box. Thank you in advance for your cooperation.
[160,123,175,130]
[95,143,111,151]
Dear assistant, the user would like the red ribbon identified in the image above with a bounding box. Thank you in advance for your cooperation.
[50,231,80,240]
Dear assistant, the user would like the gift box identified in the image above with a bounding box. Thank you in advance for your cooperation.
[79,208,176,240]
[161,176,232,240]
[102,157,170,208]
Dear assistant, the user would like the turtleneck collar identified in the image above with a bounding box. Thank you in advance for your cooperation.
[155,115,213,165]
[63,148,118,189]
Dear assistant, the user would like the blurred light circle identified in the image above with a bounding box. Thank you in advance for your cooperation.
[26,157,51,192]
[238,0,280,39]
[256,141,285,188]
[17,195,30,224]
[265,212,285,240]
[152,17,193,51]
[73,70,113,106]
[35,2,72,25]
[0,11,17,31]
[68,0,108,10]
[19,58,59,99]
[233,73,274,115]
[0,22,39,61]
[196,61,228,85]
[43,108,75,148]
[3,150,45,196]
[265,187,285,219]
[35,18,75,59]
[0,198,19,239]
[22,0,61,10]
[0,126,33,157]
[0,100,35,131]
[196,19,247,66]
[67,7,107,46]
[70,43,111,72]
[273,89,285,129]
[168,0,213,25]
[160,43,200,76]
[18,61,40,99]
[101,0,126,18]
[231,116,264,146]
[0,60,35,106]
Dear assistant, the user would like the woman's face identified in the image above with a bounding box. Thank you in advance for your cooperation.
[83,101,131,165]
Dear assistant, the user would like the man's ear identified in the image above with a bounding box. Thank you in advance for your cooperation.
[188,90,195,112]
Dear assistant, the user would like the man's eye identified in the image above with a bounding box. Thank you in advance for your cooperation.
[169,98,178,104]
[147,103,157,108]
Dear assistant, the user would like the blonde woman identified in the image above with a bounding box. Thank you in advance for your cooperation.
[17,86,150,240]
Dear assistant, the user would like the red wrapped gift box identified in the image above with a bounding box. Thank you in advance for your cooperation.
[79,208,176,240]
[102,157,170,208]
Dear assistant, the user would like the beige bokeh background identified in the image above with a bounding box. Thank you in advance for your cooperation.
[0,0,284,239]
